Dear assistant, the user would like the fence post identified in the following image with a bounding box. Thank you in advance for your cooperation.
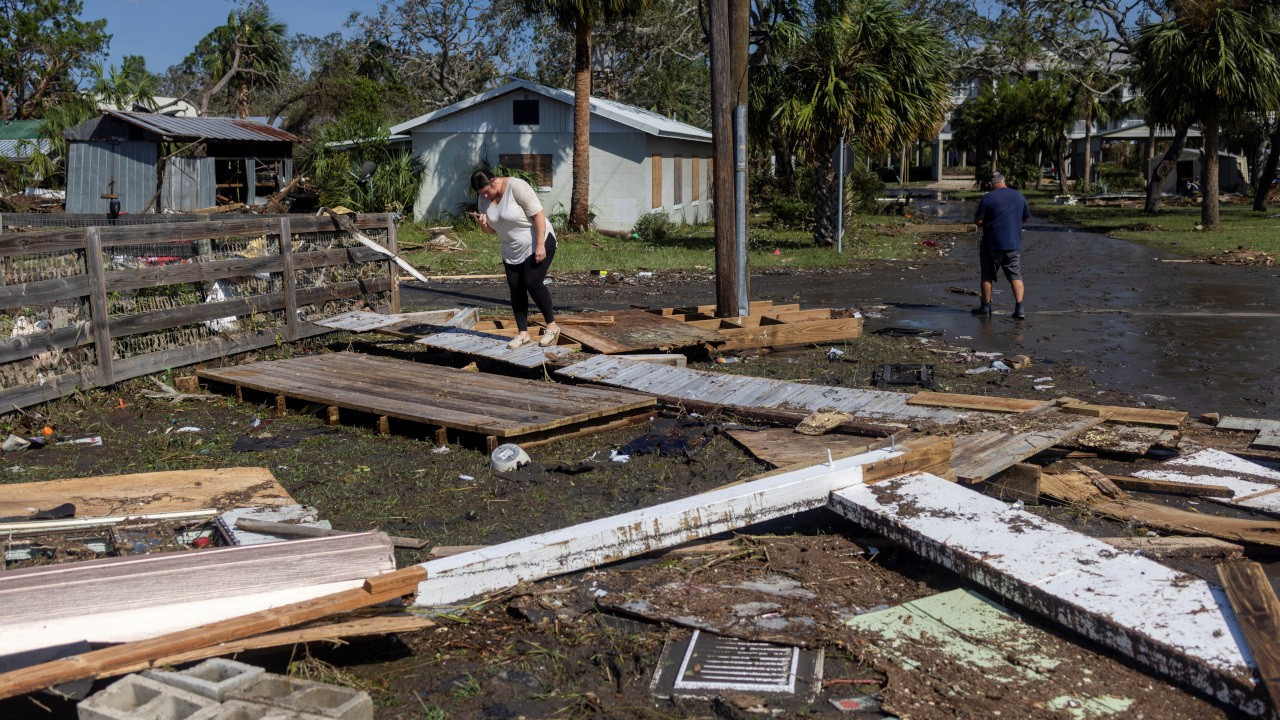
[84,227,115,385]
[278,217,299,341]
[386,214,400,314]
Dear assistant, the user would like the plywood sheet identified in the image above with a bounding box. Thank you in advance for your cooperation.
[0,468,291,518]
[726,428,884,468]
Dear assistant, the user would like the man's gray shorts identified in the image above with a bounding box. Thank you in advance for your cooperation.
[980,246,1022,282]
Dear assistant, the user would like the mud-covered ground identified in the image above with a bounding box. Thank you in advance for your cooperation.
[3,210,1277,718]
[0,320,1265,720]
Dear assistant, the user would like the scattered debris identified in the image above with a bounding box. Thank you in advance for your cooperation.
[1209,247,1275,266]
[795,409,856,436]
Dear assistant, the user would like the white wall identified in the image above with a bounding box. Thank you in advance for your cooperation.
[642,137,715,227]
[409,92,711,232]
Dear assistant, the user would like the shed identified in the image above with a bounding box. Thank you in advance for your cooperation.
[63,111,300,214]
[391,80,713,232]
[1147,148,1250,195]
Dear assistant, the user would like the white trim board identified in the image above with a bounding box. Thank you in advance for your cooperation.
[412,447,903,607]
[828,472,1263,715]
[1136,448,1280,515]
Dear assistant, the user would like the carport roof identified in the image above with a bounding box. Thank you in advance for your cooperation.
[70,111,301,143]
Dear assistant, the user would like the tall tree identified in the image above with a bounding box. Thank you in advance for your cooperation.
[519,0,652,231]
[89,55,158,111]
[0,0,109,120]
[771,0,952,245]
[183,1,288,117]
[1132,0,1280,229]
[353,0,505,109]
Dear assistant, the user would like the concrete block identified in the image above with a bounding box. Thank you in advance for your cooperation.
[144,658,266,702]
[227,674,372,720]
[188,700,330,720]
[78,674,217,720]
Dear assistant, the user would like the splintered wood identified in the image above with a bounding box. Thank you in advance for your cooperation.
[0,468,292,518]
[950,405,1106,483]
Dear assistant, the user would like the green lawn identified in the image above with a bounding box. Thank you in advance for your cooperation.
[397,213,942,275]
[1032,201,1280,258]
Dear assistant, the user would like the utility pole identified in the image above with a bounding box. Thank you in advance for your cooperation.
[710,0,737,317]
[730,0,750,316]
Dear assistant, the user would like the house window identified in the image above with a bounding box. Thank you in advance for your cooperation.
[692,157,700,201]
[673,156,683,206]
[513,99,540,125]
[651,154,662,208]
[499,154,553,187]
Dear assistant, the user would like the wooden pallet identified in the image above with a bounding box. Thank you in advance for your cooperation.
[645,300,863,352]
[198,352,655,450]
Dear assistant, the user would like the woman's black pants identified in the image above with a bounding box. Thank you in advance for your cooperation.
[503,234,556,332]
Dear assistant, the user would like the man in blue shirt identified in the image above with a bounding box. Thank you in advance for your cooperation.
[972,172,1031,319]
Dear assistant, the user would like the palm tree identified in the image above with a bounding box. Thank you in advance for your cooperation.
[520,0,651,231]
[1132,0,1280,229]
[89,55,158,111]
[772,0,952,245]
[191,3,288,117]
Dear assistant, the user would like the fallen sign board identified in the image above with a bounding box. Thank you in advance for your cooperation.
[828,472,1264,716]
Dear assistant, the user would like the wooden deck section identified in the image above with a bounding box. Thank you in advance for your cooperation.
[199,352,655,449]
[646,300,863,352]
[556,354,968,427]
[415,329,576,369]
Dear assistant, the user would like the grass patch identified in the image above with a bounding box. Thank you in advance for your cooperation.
[1032,201,1280,257]
[397,214,938,276]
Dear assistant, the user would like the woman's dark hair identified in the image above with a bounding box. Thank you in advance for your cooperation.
[470,168,495,192]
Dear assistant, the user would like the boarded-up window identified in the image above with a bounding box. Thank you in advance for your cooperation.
[674,156,683,205]
[708,158,714,200]
[512,99,540,125]
[498,154,553,187]
[692,157,701,200]
[651,154,662,208]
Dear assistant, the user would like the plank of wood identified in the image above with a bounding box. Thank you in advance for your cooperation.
[558,310,724,354]
[0,566,426,700]
[828,472,1263,716]
[1217,561,1280,713]
[909,392,1187,428]
[0,274,89,311]
[726,428,885,467]
[84,227,115,385]
[1041,471,1280,548]
[709,317,863,352]
[412,444,912,606]
[1074,463,1128,499]
[234,518,428,549]
[1136,449,1280,515]
[113,613,435,675]
[415,330,575,369]
[0,532,397,656]
[1109,475,1234,498]
[0,467,292,518]
[555,315,614,326]
[951,408,1105,483]
[1065,424,1179,456]
[1100,536,1244,560]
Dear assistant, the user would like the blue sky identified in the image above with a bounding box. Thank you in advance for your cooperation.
[82,0,384,74]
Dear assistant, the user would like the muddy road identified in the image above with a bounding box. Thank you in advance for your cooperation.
[406,199,1280,419]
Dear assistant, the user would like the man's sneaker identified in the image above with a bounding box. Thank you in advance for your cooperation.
[1012,304,1026,319]
[970,304,992,316]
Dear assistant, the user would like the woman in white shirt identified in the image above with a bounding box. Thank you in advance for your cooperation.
[469,169,561,349]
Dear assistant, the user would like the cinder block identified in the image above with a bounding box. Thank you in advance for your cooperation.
[78,674,217,720]
[188,700,330,720]
[144,658,266,702]
[226,674,372,720]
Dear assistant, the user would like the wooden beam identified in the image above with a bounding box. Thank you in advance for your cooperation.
[1136,449,1280,514]
[1218,561,1280,714]
[829,472,1263,716]
[1099,536,1244,560]
[1109,475,1234,498]
[0,566,426,700]
[412,445,909,606]
[279,217,300,342]
[84,227,115,386]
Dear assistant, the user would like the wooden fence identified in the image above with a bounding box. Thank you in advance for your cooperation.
[0,214,399,413]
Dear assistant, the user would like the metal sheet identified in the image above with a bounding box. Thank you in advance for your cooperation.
[65,141,157,214]
[161,156,216,211]
[106,111,301,143]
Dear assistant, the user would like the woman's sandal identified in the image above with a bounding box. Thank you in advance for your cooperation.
[507,335,532,350]
[537,327,561,347]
